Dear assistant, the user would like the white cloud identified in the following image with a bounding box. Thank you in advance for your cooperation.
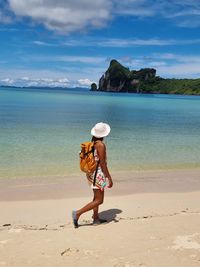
[0,73,93,88]
[62,38,200,48]
[0,65,103,85]
[8,0,112,33]
[98,38,174,47]
[144,53,200,77]
[1,78,14,84]
[115,53,200,78]
[158,63,200,78]
[153,53,200,64]
[149,61,167,67]
[153,53,178,60]
[1,76,70,87]
[29,55,106,64]
[0,0,199,35]
[58,78,69,83]
[20,76,30,81]
[1,52,200,88]
[114,0,200,17]
[113,0,156,16]
[113,0,200,28]
[55,56,105,64]
[33,40,54,46]
[78,78,93,87]
[176,17,200,28]
[113,0,200,29]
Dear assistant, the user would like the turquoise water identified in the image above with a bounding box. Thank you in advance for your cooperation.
[1,87,200,179]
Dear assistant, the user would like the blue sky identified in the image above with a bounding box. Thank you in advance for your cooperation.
[0,0,200,87]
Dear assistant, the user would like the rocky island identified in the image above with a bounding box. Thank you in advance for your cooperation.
[91,59,200,95]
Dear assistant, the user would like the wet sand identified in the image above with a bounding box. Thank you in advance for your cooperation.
[0,168,200,201]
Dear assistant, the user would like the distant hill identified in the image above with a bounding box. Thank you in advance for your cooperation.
[91,59,200,95]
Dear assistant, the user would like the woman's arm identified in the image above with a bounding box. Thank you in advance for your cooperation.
[95,142,113,188]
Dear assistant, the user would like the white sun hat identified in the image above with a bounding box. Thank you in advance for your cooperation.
[91,122,111,138]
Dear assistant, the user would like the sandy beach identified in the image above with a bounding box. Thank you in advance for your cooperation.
[1,169,200,267]
[1,1,200,266]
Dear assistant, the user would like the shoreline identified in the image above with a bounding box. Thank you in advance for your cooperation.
[1,85,200,96]
[0,168,200,201]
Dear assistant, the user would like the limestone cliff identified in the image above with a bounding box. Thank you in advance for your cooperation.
[94,59,157,93]
[91,59,200,95]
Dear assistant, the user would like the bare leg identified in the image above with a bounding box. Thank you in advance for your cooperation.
[76,189,104,220]
[93,205,99,221]
[93,190,104,220]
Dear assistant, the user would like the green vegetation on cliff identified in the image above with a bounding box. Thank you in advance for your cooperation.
[91,59,200,95]
[91,83,97,91]
[139,78,200,95]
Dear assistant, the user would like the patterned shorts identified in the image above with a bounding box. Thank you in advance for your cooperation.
[87,167,107,191]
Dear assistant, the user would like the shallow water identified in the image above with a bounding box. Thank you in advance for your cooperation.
[1,87,200,179]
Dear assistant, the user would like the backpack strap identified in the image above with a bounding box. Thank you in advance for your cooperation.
[93,140,102,186]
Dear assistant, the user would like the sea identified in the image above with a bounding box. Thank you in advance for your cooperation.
[1,87,200,179]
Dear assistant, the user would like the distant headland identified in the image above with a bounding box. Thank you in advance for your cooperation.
[91,59,200,95]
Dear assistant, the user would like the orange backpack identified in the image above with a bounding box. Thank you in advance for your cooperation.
[79,142,98,174]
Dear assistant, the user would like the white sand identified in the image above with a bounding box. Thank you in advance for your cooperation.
[1,169,200,267]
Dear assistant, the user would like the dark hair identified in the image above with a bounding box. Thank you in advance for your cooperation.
[91,136,103,142]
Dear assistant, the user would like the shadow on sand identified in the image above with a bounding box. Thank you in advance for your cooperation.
[98,208,122,223]
[78,208,122,227]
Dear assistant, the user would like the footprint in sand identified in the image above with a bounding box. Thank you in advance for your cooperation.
[61,248,79,256]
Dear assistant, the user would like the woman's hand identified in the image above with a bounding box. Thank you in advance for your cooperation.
[107,177,113,188]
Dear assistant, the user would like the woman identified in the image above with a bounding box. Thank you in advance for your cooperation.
[72,122,113,228]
